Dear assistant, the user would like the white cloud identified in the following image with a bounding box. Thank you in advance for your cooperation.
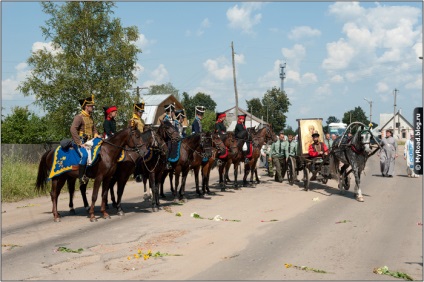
[288,26,321,40]
[135,33,156,54]
[203,57,233,81]
[404,75,422,90]
[196,18,211,36]
[330,75,344,83]
[322,39,355,70]
[2,62,34,101]
[315,83,332,98]
[32,41,62,55]
[286,70,300,83]
[302,72,318,84]
[142,64,169,87]
[234,53,246,64]
[328,2,365,21]
[226,3,262,34]
[376,81,389,93]
[282,44,306,71]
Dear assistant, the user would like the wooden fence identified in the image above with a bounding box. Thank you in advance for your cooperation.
[1,143,60,163]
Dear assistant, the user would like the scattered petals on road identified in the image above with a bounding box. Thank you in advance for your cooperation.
[175,212,182,217]
[335,220,352,224]
[312,197,320,202]
[16,203,40,208]
[56,246,83,254]
[285,263,330,274]
[260,219,279,222]
[2,243,21,251]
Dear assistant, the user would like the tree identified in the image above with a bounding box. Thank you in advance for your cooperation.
[246,98,264,121]
[342,106,369,126]
[18,2,141,138]
[324,116,340,133]
[1,106,60,144]
[262,87,290,133]
[245,87,290,133]
[148,83,180,101]
[180,92,216,122]
[284,125,296,136]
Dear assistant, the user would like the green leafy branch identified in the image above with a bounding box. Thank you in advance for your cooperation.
[56,246,83,254]
[373,266,413,281]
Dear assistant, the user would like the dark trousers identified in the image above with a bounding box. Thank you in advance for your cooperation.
[272,156,286,182]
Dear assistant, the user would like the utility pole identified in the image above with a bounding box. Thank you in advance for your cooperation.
[231,41,239,117]
[393,88,398,133]
[364,98,373,127]
[279,62,286,92]
[134,86,149,101]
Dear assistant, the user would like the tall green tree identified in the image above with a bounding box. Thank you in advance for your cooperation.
[18,2,141,138]
[148,83,180,101]
[181,92,216,120]
[1,106,60,144]
[245,87,290,133]
[342,106,369,126]
[324,116,340,133]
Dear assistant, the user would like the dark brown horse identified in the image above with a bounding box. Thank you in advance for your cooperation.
[190,132,227,196]
[159,132,213,201]
[108,128,168,214]
[242,125,277,186]
[215,133,240,190]
[35,127,146,222]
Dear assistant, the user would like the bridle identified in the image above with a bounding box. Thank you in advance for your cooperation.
[102,128,147,156]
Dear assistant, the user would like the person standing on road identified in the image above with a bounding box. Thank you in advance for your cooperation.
[324,133,333,150]
[380,129,398,177]
[404,132,418,178]
[266,143,274,177]
[271,131,287,183]
[285,134,299,182]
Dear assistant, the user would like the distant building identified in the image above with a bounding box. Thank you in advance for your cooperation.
[375,110,413,140]
[141,94,188,127]
[222,106,268,131]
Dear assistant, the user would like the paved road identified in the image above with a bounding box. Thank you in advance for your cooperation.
[1,148,422,280]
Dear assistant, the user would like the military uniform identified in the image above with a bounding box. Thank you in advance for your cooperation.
[157,103,175,124]
[103,106,117,139]
[270,133,287,182]
[129,102,145,133]
[70,95,100,185]
[174,109,186,138]
[191,106,205,134]
[215,112,227,134]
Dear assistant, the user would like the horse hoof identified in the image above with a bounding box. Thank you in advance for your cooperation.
[54,218,61,222]
[69,209,76,215]
[85,207,90,214]
[90,217,98,222]
[103,215,111,219]
[117,211,125,216]
[112,203,118,209]
[356,196,364,202]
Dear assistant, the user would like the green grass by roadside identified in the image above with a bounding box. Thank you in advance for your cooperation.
[1,155,95,202]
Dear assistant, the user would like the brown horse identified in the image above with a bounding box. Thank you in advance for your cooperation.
[35,127,146,222]
[242,125,277,186]
[214,133,240,190]
[160,132,213,201]
[107,128,168,214]
[190,132,227,196]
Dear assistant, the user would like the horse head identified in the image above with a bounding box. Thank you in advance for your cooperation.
[157,120,180,143]
[211,132,227,154]
[142,129,168,156]
[360,129,372,153]
[264,124,278,143]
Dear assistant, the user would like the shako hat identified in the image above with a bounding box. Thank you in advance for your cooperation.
[195,106,206,116]
[164,103,176,112]
[79,94,95,108]
[134,100,145,112]
[103,106,117,115]
[216,112,226,121]
[175,109,185,119]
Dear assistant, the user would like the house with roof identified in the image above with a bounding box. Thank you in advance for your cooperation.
[375,110,413,140]
[223,106,268,131]
[141,94,188,127]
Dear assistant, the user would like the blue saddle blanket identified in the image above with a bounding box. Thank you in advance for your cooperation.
[48,138,106,179]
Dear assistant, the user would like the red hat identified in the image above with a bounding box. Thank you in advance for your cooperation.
[105,106,117,115]
[238,114,246,121]
[216,112,226,120]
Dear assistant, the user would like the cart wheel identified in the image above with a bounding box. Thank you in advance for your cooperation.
[287,157,294,185]
[303,166,309,190]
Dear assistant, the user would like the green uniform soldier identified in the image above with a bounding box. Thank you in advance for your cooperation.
[270,131,287,183]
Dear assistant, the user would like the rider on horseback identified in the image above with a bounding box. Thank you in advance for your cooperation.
[103,105,117,139]
[192,106,205,134]
[215,112,227,134]
[174,109,186,138]
[130,101,146,182]
[234,114,249,164]
[70,94,100,185]
[308,132,329,181]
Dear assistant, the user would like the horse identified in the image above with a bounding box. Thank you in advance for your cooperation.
[35,127,147,222]
[329,122,381,202]
[190,132,227,196]
[214,132,241,190]
[242,124,277,186]
[159,132,213,201]
[108,128,168,215]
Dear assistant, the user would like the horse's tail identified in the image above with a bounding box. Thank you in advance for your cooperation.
[35,150,50,193]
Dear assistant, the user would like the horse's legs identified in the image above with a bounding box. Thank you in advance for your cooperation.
[233,163,239,188]
[99,178,112,220]
[88,178,102,222]
[194,167,202,196]
[79,182,90,212]
[116,172,131,216]
[109,174,118,209]
[150,172,160,211]
[51,177,66,222]
[243,163,250,187]
[218,164,225,190]
[67,178,76,215]
[179,168,190,201]
[173,170,181,202]
[353,168,364,202]
[159,171,168,198]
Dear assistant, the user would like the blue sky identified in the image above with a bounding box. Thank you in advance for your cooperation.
[2,1,422,129]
